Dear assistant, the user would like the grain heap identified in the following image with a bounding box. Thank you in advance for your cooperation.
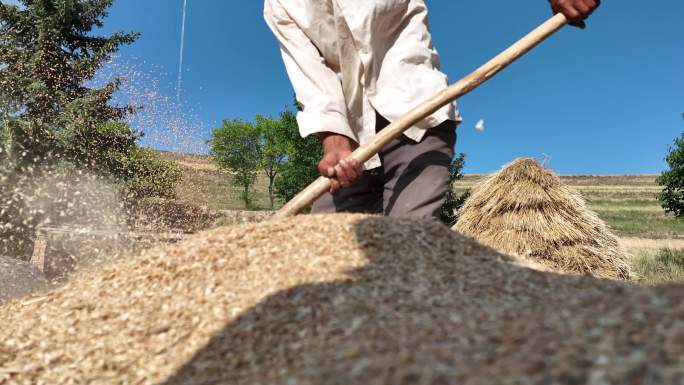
[454,158,631,279]
[1,214,682,384]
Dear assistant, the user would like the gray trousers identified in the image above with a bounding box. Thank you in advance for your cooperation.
[312,113,456,219]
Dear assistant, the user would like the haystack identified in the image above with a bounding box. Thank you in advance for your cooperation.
[1,214,682,384]
[454,158,631,279]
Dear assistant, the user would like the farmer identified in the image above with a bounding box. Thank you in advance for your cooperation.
[264,0,599,219]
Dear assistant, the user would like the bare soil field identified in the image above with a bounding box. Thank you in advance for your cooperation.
[154,150,219,171]
[620,237,684,255]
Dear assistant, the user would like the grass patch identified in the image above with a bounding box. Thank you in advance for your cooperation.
[592,206,684,239]
[631,248,684,285]
[584,191,682,239]
[580,190,660,202]
[176,168,278,211]
[588,199,662,212]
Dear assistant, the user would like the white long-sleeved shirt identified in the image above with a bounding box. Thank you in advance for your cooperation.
[264,0,461,169]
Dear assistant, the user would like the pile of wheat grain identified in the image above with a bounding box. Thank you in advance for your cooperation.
[1,214,681,384]
[455,158,632,279]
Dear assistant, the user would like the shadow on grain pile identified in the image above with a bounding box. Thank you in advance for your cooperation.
[1,215,683,385]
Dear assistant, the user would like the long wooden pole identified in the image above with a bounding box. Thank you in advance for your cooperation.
[273,13,568,220]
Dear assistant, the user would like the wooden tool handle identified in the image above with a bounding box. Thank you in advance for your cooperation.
[273,13,568,220]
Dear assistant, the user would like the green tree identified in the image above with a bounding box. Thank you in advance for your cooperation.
[0,119,9,159]
[211,119,262,208]
[256,114,288,209]
[0,0,139,169]
[657,132,684,218]
[0,93,14,156]
[440,153,469,227]
[273,110,323,204]
[0,1,181,258]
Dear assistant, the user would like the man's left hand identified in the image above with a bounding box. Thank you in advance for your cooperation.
[549,0,600,29]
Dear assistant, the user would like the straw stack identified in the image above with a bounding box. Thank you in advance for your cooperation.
[1,214,681,384]
[454,158,631,279]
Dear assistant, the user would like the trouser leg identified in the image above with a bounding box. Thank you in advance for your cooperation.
[378,114,456,219]
[311,169,383,214]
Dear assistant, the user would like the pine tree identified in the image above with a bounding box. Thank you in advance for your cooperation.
[0,1,180,259]
[0,0,139,168]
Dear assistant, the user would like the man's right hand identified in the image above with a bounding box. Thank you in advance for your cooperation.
[317,133,363,194]
[549,0,600,29]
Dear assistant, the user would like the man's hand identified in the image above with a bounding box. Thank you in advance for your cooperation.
[549,0,600,29]
[317,133,363,194]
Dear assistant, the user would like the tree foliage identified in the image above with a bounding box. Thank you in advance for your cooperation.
[0,119,9,157]
[0,0,139,168]
[211,110,320,210]
[255,114,289,209]
[0,0,183,194]
[657,132,684,218]
[210,119,263,208]
[0,0,180,258]
[273,110,322,204]
[440,153,469,227]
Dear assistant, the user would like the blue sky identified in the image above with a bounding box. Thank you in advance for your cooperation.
[91,1,682,173]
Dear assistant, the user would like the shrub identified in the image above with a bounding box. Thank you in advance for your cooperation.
[440,153,469,227]
[121,147,183,199]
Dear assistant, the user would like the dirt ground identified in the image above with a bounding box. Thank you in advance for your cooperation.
[620,237,684,256]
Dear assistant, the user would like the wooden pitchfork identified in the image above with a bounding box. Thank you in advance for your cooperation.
[273,13,569,220]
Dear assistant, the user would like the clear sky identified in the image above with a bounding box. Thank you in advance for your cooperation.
[93,1,683,174]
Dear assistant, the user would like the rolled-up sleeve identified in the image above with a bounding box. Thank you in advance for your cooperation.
[263,0,356,142]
